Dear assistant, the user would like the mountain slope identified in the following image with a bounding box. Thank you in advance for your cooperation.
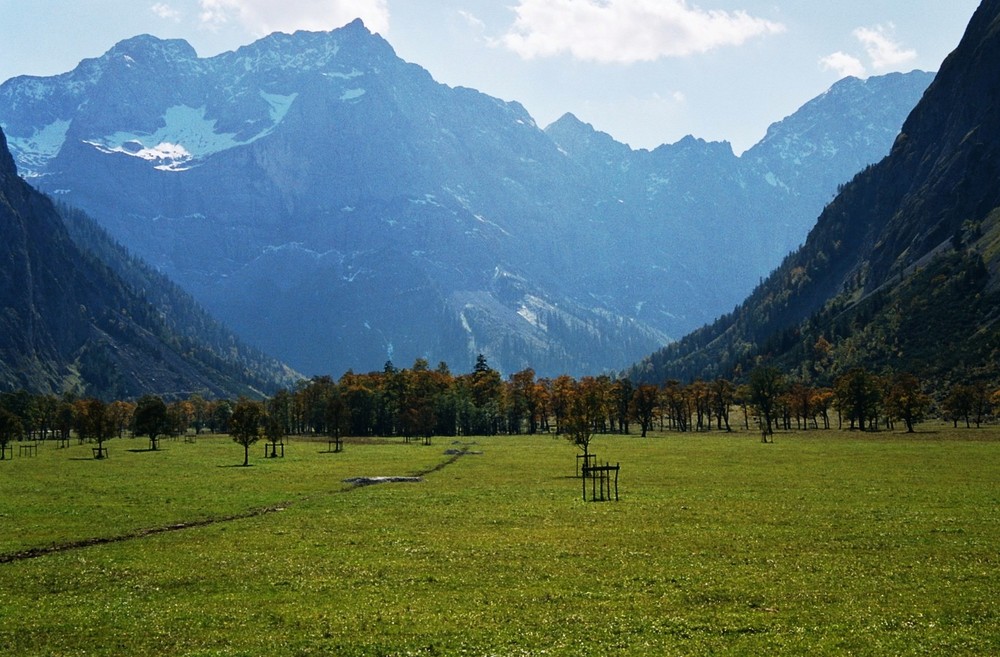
[631,0,1000,386]
[0,127,292,398]
[0,21,932,377]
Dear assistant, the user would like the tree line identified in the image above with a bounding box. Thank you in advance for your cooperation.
[1,356,998,460]
[736,366,997,441]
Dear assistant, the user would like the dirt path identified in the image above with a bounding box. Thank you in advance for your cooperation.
[0,447,471,564]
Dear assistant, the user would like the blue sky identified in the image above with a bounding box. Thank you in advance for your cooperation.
[0,0,982,153]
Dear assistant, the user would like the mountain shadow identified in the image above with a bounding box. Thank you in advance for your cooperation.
[0,127,294,398]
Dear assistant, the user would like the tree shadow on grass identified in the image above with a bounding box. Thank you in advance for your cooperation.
[126,448,162,453]
[217,463,254,468]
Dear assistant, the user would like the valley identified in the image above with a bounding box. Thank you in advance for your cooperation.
[1,3,999,655]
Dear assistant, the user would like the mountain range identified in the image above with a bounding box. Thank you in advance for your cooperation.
[0,125,294,398]
[0,20,933,378]
[631,0,1000,388]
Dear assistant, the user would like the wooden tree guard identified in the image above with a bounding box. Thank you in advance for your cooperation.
[327,436,343,453]
[264,441,285,458]
[582,462,620,502]
[576,453,596,478]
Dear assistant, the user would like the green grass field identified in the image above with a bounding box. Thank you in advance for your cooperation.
[1,426,998,656]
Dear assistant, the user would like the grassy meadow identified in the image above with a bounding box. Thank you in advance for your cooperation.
[0,425,998,656]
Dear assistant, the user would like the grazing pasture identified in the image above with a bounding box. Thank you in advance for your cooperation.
[0,426,997,655]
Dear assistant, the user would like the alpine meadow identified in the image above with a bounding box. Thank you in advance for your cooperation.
[1,1,1000,656]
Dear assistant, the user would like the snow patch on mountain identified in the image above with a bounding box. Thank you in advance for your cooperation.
[261,91,297,123]
[324,69,364,81]
[763,171,790,191]
[6,119,71,176]
[84,93,298,169]
[472,213,511,237]
[517,305,539,327]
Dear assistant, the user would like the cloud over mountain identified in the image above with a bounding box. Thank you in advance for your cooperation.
[820,23,918,79]
[855,24,917,70]
[820,51,867,78]
[197,0,390,35]
[500,0,785,63]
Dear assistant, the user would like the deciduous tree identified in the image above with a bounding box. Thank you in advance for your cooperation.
[834,368,881,431]
[209,399,233,434]
[134,395,169,449]
[748,366,785,442]
[551,375,576,435]
[74,398,114,457]
[230,398,264,466]
[631,384,659,438]
[611,377,633,434]
[108,400,135,439]
[884,373,930,433]
[943,384,975,428]
[0,408,23,459]
[563,380,596,459]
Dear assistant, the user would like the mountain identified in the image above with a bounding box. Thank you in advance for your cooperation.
[0,127,293,398]
[0,20,933,377]
[630,0,1000,387]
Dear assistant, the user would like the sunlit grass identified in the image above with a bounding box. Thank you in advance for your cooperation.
[0,425,997,655]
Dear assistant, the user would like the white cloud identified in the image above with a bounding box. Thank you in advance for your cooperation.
[820,24,917,79]
[499,0,785,64]
[819,51,866,79]
[853,24,916,71]
[151,2,182,21]
[458,10,486,32]
[198,0,389,36]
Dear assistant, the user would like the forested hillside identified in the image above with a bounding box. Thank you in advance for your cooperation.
[57,203,297,390]
[630,0,1000,388]
[0,127,292,399]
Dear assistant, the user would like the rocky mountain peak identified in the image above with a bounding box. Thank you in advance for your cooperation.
[104,34,199,67]
[546,112,592,134]
[224,19,396,76]
[545,113,631,160]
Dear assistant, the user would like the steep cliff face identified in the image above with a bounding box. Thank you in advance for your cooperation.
[0,127,94,391]
[0,127,290,398]
[632,0,1000,385]
[863,2,1000,285]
